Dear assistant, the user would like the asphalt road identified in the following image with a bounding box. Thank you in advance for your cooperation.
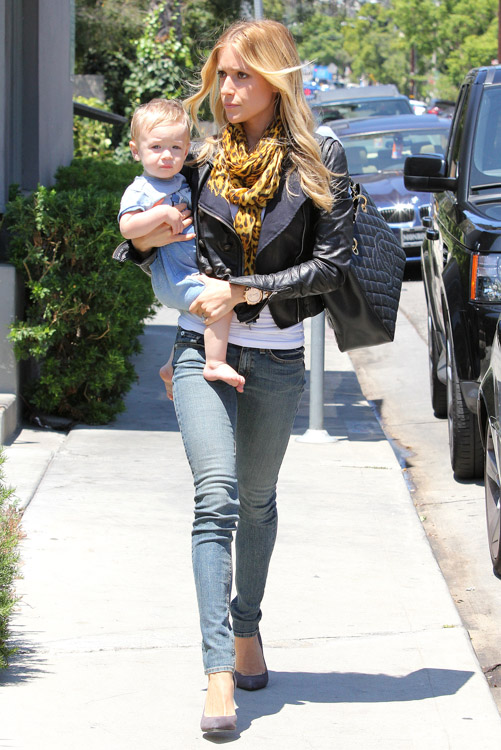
[348,268,501,713]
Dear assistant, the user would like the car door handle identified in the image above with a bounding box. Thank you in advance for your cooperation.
[426,228,440,241]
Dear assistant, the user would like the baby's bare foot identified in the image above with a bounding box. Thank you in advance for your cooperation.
[204,362,245,392]
[159,362,173,401]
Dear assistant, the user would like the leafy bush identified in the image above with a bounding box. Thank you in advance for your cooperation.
[54,157,141,193]
[3,158,157,424]
[121,4,192,112]
[0,448,23,669]
[73,96,115,159]
[112,3,192,157]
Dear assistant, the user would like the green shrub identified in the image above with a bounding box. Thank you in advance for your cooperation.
[73,96,115,159]
[0,448,22,669]
[113,3,192,157]
[3,158,157,424]
[54,157,141,192]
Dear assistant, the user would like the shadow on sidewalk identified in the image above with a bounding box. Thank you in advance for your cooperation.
[221,667,474,739]
[0,636,50,685]
[110,323,386,442]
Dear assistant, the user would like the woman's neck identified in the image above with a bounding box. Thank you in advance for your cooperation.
[242,115,274,152]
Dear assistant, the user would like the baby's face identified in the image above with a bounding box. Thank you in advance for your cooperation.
[130,122,190,180]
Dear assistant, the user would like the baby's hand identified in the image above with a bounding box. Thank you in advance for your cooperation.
[162,206,184,234]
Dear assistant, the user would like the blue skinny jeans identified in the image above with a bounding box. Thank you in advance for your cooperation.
[172,327,305,674]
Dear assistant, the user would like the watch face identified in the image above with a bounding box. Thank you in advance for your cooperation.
[245,287,262,304]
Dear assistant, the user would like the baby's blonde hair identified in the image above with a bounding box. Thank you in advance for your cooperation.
[186,20,343,212]
[130,98,191,143]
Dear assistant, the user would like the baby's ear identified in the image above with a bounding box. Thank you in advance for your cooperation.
[129,140,140,161]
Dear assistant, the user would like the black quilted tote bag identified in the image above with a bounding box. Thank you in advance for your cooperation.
[323,181,406,352]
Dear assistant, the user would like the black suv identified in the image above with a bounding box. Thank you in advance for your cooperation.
[404,66,501,479]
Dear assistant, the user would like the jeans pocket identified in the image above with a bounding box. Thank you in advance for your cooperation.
[266,346,305,364]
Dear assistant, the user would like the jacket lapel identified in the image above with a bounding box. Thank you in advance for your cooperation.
[187,159,309,252]
[258,169,308,252]
[198,178,234,226]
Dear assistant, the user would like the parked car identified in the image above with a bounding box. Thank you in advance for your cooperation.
[478,317,501,578]
[404,65,501,479]
[322,114,450,262]
[303,80,320,100]
[409,99,427,115]
[311,85,413,124]
[426,98,456,118]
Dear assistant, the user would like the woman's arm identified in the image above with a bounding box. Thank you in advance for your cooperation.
[188,276,245,323]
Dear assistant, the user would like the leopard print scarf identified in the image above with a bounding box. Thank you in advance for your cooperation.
[207,118,286,275]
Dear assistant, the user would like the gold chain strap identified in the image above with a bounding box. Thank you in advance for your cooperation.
[350,179,367,254]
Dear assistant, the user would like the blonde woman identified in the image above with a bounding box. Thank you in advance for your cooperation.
[117,19,353,734]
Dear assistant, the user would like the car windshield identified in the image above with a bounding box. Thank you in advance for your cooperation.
[340,128,449,175]
[314,98,412,124]
[470,86,501,191]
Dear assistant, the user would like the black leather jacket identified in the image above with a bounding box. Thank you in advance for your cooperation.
[114,135,353,328]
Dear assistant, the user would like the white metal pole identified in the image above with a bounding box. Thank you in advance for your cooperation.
[296,312,337,443]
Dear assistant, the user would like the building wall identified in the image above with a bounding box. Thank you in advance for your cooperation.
[0,0,73,440]
[0,0,73,211]
[35,0,74,189]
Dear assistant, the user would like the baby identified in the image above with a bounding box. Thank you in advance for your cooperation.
[118,98,245,398]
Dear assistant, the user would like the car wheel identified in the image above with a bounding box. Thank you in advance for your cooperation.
[428,314,447,417]
[484,420,501,578]
[446,329,483,479]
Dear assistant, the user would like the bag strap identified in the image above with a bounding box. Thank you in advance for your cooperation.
[350,179,368,221]
[349,178,368,256]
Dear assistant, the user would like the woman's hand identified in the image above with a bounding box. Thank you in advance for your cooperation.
[189,276,245,324]
[132,204,194,253]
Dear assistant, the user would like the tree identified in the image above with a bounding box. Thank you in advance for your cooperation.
[181,0,242,66]
[435,0,498,93]
[295,14,351,72]
[121,3,192,113]
[75,0,152,121]
[342,3,409,88]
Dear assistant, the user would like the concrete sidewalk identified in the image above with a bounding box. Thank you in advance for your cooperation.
[1,307,500,749]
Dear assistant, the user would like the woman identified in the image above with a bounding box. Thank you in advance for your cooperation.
[121,19,353,733]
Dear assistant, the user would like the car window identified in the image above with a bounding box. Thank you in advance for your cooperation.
[341,128,450,175]
[315,98,413,123]
[469,86,501,191]
[448,85,470,179]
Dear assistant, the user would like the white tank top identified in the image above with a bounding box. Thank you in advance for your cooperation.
[179,202,304,348]
[178,306,304,349]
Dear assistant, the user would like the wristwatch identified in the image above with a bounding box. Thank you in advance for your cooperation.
[244,286,268,305]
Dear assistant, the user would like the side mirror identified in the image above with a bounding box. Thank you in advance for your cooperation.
[404,154,458,192]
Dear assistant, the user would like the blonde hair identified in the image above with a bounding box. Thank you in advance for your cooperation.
[130,98,191,143]
[185,20,341,212]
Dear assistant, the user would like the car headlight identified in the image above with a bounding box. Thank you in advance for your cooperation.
[471,254,501,301]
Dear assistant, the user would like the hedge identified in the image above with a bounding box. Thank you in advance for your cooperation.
[3,157,156,425]
[0,448,22,669]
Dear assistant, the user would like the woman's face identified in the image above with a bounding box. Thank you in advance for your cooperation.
[217,45,277,141]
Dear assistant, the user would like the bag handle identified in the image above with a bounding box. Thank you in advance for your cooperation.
[349,179,368,256]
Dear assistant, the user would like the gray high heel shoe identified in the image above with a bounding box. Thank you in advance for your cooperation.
[235,632,269,691]
[200,712,237,733]
[200,674,237,733]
